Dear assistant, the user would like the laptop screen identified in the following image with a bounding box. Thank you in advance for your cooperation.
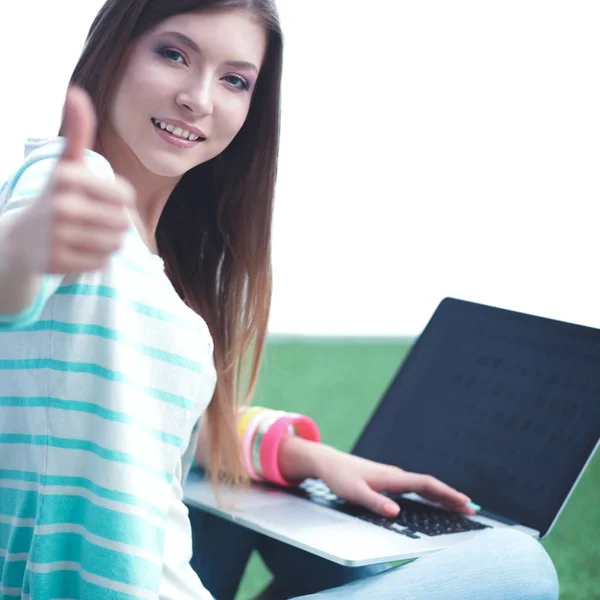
[352,298,600,537]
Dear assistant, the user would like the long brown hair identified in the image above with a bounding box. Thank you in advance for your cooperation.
[65,0,282,485]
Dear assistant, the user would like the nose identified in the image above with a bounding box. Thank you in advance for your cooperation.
[175,75,214,118]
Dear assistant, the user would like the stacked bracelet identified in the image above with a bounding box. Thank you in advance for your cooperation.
[237,407,321,486]
[241,410,275,481]
[251,410,286,479]
[238,406,268,438]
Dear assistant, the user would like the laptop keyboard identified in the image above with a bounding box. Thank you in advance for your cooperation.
[289,479,490,539]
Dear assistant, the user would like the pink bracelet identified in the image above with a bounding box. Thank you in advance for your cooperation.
[259,414,321,487]
[242,410,274,481]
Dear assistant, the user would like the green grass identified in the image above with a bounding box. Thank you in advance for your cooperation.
[234,338,600,600]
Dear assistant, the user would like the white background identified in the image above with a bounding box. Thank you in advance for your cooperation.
[1,1,599,336]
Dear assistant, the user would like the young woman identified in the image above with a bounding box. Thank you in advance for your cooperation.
[0,1,559,598]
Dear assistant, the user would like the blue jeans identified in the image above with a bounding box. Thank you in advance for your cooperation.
[188,505,559,600]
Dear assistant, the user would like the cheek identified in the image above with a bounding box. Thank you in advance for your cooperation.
[201,107,249,164]
[218,101,252,143]
[109,74,141,132]
[114,61,170,117]
[107,86,127,134]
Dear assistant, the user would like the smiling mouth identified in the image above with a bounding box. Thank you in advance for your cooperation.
[151,118,206,142]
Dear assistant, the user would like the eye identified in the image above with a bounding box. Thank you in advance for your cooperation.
[223,74,250,91]
[156,46,187,66]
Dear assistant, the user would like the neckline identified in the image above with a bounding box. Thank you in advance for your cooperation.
[126,209,165,269]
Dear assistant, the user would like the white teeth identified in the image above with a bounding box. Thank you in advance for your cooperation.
[153,119,201,142]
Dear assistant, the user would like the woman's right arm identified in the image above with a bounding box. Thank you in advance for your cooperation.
[0,87,135,326]
[0,217,43,315]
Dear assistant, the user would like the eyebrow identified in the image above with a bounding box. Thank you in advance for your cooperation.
[161,31,259,73]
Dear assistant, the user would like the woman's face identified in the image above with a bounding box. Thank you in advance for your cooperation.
[105,9,267,178]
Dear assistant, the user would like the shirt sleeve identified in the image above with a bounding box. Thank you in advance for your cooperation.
[0,138,114,330]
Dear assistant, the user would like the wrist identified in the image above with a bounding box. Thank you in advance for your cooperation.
[1,215,34,275]
[311,443,339,481]
[237,407,322,486]
[278,436,332,483]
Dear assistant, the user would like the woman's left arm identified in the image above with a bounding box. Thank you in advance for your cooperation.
[196,411,477,519]
[278,435,478,518]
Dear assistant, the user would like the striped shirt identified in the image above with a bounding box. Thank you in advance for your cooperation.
[0,139,216,599]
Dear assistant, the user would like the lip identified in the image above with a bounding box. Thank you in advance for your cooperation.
[152,122,204,149]
[152,117,206,139]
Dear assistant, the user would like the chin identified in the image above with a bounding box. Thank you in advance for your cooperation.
[136,151,195,178]
[146,160,189,178]
[140,146,220,178]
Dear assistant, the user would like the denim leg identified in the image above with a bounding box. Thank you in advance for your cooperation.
[188,504,261,600]
[291,528,559,600]
[256,535,393,600]
[187,504,390,600]
[188,505,558,600]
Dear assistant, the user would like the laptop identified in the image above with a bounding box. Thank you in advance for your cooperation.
[183,297,600,566]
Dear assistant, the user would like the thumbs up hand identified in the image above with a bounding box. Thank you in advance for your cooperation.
[12,86,136,275]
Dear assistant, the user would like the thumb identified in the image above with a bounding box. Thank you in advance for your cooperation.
[60,86,98,164]
[353,482,400,518]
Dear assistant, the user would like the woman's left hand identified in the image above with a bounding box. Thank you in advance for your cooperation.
[310,443,477,519]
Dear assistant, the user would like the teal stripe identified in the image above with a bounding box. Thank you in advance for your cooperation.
[56,283,203,332]
[2,152,60,198]
[0,484,37,522]
[0,522,34,553]
[0,436,172,483]
[2,531,161,590]
[20,566,146,600]
[38,532,161,590]
[2,556,32,588]
[113,252,153,276]
[0,488,38,519]
[2,196,33,211]
[0,471,168,520]
[19,320,203,373]
[0,204,25,219]
[0,398,183,447]
[0,277,51,330]
[43,496,163,555]
[0,359,193,409]
[0,488,163,556]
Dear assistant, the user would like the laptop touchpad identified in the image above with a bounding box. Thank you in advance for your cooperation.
[248,502,352,530]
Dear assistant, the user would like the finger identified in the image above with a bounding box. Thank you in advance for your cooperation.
[114,175,137,207]
[53,164,135,207]
[401,473,473,513]
[60,86,98,164]
[57,224,126,255]
[54,193,132,233]
[49,248,111,275]
[351,481,401,518]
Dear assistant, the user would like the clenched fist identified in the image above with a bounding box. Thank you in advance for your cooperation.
[10,86,135,274]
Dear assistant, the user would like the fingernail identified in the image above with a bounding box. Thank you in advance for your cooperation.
[384,502,399,516]
[465,501,481,511]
